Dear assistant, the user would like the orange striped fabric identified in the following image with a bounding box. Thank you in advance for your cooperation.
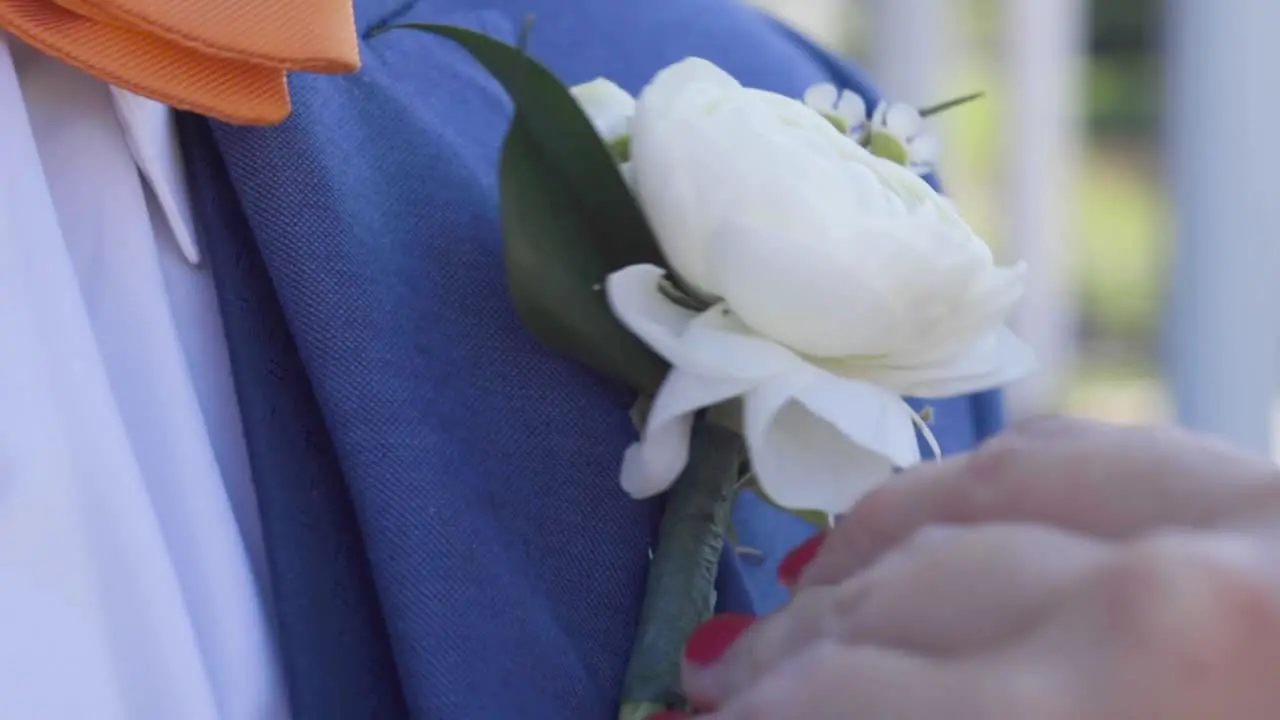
[0,0,360,125]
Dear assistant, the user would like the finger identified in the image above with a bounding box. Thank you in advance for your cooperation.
[817,523,1110,656]
[702,643,1062,720]
[685,523,1108,708]
[799,417,1280,587]
[1007,530,1280,719]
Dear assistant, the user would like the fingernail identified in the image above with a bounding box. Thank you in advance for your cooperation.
[684,613,755,667]
[777,533,826,586]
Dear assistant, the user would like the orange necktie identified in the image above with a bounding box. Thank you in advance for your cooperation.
[0,0,360,125]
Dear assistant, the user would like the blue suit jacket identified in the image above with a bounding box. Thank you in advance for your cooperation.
[177,1,1006,717]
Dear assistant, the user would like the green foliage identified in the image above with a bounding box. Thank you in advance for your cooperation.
[1086,0,1162,140]
[1077,151,1168,349]
[1089,0,1162,57]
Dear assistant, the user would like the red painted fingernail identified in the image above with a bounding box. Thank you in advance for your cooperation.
[646,712,688,720]
[777,533,826,586]
[684,612,755,667]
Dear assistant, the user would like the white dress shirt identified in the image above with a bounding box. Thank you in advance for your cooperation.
[0,37,288,719]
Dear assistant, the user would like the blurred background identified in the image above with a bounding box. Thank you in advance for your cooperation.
[750,0,1280,459]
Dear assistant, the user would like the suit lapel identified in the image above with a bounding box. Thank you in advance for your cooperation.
[177,113,408,720]
[184,8,672,713]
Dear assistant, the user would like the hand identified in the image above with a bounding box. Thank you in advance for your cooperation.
[678,417,1280,719]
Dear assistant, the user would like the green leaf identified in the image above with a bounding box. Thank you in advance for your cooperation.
[500,123,667,391]
[384,23,669,393]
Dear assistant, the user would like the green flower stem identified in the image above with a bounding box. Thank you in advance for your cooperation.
[918,90,985,117]
[619,420,743,720]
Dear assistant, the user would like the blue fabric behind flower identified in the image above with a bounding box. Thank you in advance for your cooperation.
[179,1,1006,717]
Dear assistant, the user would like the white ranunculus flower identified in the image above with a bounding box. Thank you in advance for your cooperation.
[604,58,1035,515]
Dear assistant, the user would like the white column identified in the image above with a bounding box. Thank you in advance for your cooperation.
[1001,0,1087,419]
[1165,0,1280,454]
[866,0,951,105]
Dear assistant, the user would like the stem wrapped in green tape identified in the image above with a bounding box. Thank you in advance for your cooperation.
[619,421,742,719]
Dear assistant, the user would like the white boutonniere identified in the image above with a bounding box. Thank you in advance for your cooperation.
[385,22,1027,720]
[578,60,1032,516]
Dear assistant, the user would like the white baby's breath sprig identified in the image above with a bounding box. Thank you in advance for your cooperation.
[867,101,941,175]
[803,82,870,137]
[803,82,956,176]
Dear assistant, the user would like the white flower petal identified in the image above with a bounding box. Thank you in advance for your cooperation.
[606,264,805,379]
[743,370,920,514]
[883,103,924,138]
[619,436,686,499]
[834,89,868,124]
[870,101,888,126]
[605,264,700,363]
[707,215,910,357]
[637,57,743,111]
[647,368,758,441]
[803,82,839,110]
[861,326,1038,398]
[879,261,1027,367]
[746,89,860,150]
[571,78,636,142]
[621,368,758,498]
[909,131,941,169]
[680,306,806,378]
[631,59,748,290]
[791,374,922,469]
[925,262,1028,360]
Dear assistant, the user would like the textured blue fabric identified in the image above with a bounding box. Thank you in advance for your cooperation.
[179,1,1007,717]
